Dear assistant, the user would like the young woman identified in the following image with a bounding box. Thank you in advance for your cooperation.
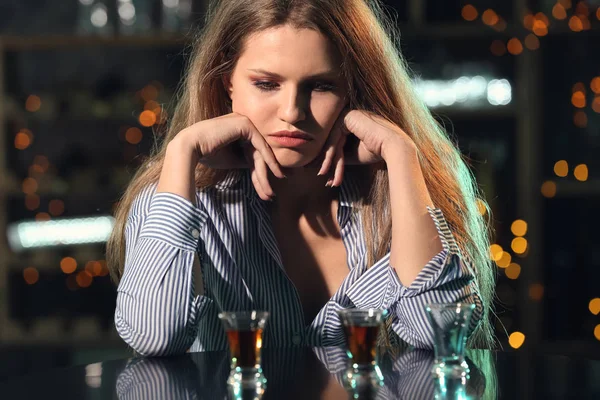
[107,0,495,356]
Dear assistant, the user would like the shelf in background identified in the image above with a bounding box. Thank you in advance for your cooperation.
[0,34,188,50]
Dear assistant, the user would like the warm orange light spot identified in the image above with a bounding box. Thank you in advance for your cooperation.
[529,283,544,301]
[144,100,160,111]
[15,130,32,150]
[490,40,507,56]
[511,237,528,254]
[125,127,143,144]
[29,164,44,176]
[589,298,600,315]
[49,199,65,216]
[461,4,478,21]
[25,95,41,112]
[569,16,583,31]
[509,332,525,349]
[496,252,512,268]
[141,85,159,102]
[23,267,39,285]
[581,17,591,30]
[139,110,157,127]
[507,38,523,55]
[476,198,487,215]
[535,12,550,25]
[553,160,569,177]
[574,164,588,181]
[98,260,109,277]
[25,194,40,211]
[524,34,540,50]
[571,91,586,108]
[76,271,93,288]
[541,181,557,198]
[574,110,588,128]
[595,325,600,341]
[552,3,567,19]
[482,9,499,26]
[591,77,600,94]
[22,177,38,194]
[511,219,528,236]
[597,7,600,21]
[505,262,521,279]
[489,244,503,261]
[91,261,103,276]
[592,97,600,113]
[60,257,77,274]
[532,20,548,36]
[35,212,50,221]
[492,18,507,31]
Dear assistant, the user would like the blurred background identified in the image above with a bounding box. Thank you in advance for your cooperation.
[0,0,599,386]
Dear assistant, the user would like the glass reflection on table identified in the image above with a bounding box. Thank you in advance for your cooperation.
[115,347,495,399]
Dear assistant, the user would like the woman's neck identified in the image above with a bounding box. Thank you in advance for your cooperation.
[267,166,337,217]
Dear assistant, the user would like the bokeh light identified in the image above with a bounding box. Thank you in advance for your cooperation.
[482,9,499,26]
[505,262,521,279]
[511,237,528,254]
[592,97,600,113]
[574,164,588,181]
[489,244,503,261]
[22,178,38,194]
[23,267,39,285]
[552,3,567,19]
[592,77,600,94]
[461,5,478,21]
[496,251,512,268]
[60,257,77,274]
[490,40,507,56]
[541,181,557,198]
[139,110,157,127]
[25,194,40,211]
[48,199,65,216]
[35,212,51,222]
[511,219,528,236]
[76,271,93,288]
[569,16,583,31]
[125,127,143,144]
[571,91,586,108]
[15,130,33,150]
[509,331,526,349]
[595,325,600,341]
[589,298,600,315]
[553,160,569,177]
[25,95,41,112]
[524,34,540,50]
[507,38,523,55]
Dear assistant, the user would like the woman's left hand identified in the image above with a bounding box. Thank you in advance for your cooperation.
[316,109,415,186]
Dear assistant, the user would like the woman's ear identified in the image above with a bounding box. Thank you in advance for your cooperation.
[221,74,233,100]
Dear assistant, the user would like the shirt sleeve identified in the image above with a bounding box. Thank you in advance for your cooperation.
[345,207,483,349]
[114,184,214,356]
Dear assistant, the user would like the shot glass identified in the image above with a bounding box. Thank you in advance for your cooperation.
[425,303,475,379]
[218,311,269,394]
[338,308,385,389]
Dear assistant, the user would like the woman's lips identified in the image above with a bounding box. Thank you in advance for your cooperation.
[269,135,312,147]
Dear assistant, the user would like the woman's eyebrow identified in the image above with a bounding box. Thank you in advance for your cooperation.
[247,68,339,80]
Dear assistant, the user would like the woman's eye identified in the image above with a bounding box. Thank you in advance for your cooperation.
[253,81,278,91]
[252,81,337,92]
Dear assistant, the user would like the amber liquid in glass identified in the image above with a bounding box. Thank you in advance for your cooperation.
[226,328,263,368]
[345,325,379,364]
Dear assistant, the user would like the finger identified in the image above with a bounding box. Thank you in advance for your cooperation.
[331,143,346,187]
[251,169,271,201]
[248,132,286,179]
[244,146,273,200]
[253,152,274,198]
[318,113,348,176]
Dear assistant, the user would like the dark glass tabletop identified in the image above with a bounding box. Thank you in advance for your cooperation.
[0,346,598,399]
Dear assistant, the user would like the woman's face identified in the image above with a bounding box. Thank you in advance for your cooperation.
[226,24,348,168]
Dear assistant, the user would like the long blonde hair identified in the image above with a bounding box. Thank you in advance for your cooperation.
[106,0,496,349]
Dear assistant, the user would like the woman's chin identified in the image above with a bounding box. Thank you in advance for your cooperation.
[273,150,318,169]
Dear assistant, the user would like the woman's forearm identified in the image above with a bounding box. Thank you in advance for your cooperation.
[385,144,442,286]
[156,134,198,203]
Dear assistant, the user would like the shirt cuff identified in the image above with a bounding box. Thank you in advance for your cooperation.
[139,192,208,251]
[345,253,401,310]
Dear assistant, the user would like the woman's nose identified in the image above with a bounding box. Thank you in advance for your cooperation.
[277,87,307,124]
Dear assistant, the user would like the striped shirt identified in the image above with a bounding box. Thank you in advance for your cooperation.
[114,170,482,356]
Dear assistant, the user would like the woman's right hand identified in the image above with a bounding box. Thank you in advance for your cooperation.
[174,112,285,201]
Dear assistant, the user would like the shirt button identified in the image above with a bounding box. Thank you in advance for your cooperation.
[292,334,302,345]
[191,228,200,239]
